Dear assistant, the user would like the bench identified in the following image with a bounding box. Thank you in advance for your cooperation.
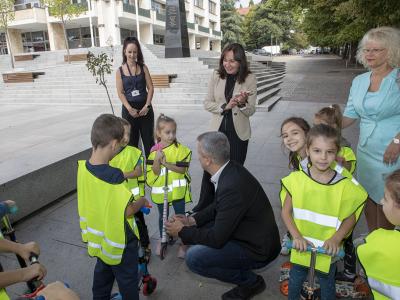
[14,54,39,61]
[2,71,45,83]
[151,74,177,88]
[64,53,88,62]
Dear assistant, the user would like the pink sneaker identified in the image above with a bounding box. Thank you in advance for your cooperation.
[177,244,187,259]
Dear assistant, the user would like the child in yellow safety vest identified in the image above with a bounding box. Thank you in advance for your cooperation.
[356,169,400,300]
[147,114,192,259]
[280,117,311,255]
[77,114,148,300]
[280,124,367,300]
[314,104,359,282]
[110,118,151,260]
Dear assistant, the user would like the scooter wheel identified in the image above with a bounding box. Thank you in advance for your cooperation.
[280,279,289,296]
[143,277,157,296]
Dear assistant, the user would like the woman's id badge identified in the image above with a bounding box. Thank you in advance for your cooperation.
[131,90,140,97]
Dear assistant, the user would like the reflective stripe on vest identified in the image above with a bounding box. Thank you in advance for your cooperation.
[293,208,342,230]
[77,160,139,265]
[280,170,367,273]
[357,229,400,300]
[368,277,400,299]
[147,143,192,204]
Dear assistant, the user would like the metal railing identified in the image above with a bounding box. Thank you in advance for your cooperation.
[198,25,209,34]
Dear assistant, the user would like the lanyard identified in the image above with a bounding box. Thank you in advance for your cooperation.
[126,63,139,90]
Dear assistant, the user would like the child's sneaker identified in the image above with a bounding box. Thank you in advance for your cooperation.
[177,244,187,259]
[280,232,291,256]
[110,292,122,300]
[155,240,161,256]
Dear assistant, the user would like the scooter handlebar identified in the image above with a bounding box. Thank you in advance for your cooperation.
[285,241,345,258]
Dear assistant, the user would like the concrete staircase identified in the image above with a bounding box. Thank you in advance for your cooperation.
[0,45,285,110]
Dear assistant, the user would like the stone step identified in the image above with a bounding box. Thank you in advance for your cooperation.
[256,95,282,112]
[257,87,281,104]
[257,80,282,95]
[257,75,285,87]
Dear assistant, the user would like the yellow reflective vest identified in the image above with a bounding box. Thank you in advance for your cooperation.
[77,160,139,265]
[280,168,367,273]
[357,229,400,300]
[338,146,356,174]
[146,143,192,205]
[110,146,145,200]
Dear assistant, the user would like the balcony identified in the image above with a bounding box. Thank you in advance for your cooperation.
[156,11,166,22]
[212,30,221,37]
[198,25,209,34]
[187,22,195,30]
[123,3,136,14]
[139,7,151,18]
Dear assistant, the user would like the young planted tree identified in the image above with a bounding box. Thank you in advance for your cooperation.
[41,0,86,63]
[0,0,15,69]
[86,51,115,114]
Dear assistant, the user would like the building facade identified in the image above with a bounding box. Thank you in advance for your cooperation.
[3,0,221,55]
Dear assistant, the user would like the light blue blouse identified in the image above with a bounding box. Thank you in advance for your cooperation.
[344,68,400,202]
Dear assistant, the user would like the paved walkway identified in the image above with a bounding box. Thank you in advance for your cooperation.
[0,55,368,299]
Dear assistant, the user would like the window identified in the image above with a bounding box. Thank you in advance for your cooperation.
[194,0,203,8]
[209,21,216,30]
[121,28,137,43]
[21,31,50,52]
[208,1,216,14]
[153,34,165,45]
[152,0,166,14]
[194,14,203,25]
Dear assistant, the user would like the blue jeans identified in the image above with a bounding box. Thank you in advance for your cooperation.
[156,199,185,238]
[92,236,139,300]
[288,263,336,300]
[185,241,268,286]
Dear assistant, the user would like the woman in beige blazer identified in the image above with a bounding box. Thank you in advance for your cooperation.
[193,43,257,212]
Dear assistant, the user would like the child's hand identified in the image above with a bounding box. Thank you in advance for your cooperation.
[292,236,313,252]
[23,263,47,282]
[155,150,164,162]
[17,241,40,261]
[335,156,346,165]
[138,197,149,208]
[3,200,16,208]
[323,236,341,256]
[160,154,167,166]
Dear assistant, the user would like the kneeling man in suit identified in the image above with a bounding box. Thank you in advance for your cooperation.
[166,131,281,300]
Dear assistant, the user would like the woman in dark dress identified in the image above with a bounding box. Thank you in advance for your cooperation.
[116,36,155,157]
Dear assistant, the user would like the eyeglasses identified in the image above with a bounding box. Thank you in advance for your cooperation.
[362,48,386,54]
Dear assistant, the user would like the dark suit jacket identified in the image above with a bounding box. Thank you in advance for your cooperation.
[179,161,281,262]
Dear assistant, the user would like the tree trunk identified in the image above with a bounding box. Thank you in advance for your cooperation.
[5,28,14,69]
[341,43,348,60]
[349,41,357,64]
[61,18,70,64]
[103,84,115,115]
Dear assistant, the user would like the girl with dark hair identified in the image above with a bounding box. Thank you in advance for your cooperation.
[193,43,257,212]
[116,36,155,157]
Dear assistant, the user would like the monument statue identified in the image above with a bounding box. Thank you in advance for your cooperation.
[165,0,190,58]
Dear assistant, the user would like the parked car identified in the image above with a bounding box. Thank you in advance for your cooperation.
[252,49,268,56]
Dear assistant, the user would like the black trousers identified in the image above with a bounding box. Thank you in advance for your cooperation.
[193,115,248,212]
[122,103,155,158]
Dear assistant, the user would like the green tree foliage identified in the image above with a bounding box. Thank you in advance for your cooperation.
[221,0,245,47]
[41,0,86,63]
[86,51,114,114]
[249,0,255,6]
[243,1,295,50]
[0,0,15,68]
[290,0,400,50]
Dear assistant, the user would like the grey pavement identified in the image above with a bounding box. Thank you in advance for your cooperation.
[0,55,368,300]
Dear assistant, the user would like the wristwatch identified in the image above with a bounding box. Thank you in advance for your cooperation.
[146,104,152,109]
[393,138,400,144]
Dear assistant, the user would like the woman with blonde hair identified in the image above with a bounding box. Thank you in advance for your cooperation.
[342,26,400,232]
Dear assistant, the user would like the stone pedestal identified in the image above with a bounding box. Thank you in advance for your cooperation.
[165,0,190,58]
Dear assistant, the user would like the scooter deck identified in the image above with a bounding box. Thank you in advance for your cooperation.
[279,261,370,299]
